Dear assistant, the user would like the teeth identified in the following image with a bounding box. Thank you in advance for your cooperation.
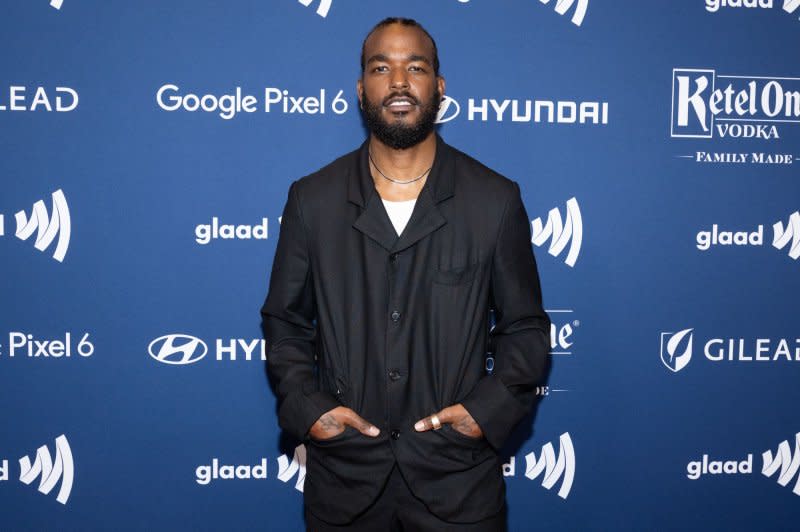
[388,101,413,107]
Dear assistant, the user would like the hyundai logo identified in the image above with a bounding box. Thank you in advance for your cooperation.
[436,95,460,124]
[148,334,208,365]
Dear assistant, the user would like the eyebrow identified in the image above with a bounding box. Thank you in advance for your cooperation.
[366,53,432,66]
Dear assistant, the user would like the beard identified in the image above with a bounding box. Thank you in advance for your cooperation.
[360,88,441,150]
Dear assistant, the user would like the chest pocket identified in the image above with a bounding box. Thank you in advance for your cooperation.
[432,261,480,286]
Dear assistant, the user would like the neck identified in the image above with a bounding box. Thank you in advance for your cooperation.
[368,132,437,181]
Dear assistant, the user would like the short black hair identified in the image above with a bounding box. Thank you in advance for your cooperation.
[360,17,440,77]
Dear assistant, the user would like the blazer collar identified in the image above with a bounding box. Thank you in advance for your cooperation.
[349,134,455,253]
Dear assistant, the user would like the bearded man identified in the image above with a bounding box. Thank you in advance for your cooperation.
[261,17,550,531]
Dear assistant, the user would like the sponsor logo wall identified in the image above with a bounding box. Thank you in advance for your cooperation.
[1,1,797,531]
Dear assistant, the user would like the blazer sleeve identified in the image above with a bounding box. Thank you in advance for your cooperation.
[460,181,551,450]
[261,181,340,442]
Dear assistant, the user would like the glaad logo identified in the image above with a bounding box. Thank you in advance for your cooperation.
[773,212,800,260]
[148,334,266,365]
[660,328,694,373]
[695,211,800,261]
[0,189,71,262]
[277,444,307,492]
[531,198,582,267]
[156,84,347,120]
[671,69,800,139]
[538,0,590,26]
[686,432,800,497]
[762,432,800,495]
[195,458,268,485]
[705,0,800,20]
[297,0,332,18]
[0,434,75,505]
[0,87,78,112]
[660,328,800,372]
[195,217,269,245]
[502,433,575,499]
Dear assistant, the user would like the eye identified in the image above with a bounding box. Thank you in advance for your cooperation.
[372,65,388,73]
[409,65,425,72]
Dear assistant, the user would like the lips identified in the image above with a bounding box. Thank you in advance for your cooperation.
[384,96,417,110]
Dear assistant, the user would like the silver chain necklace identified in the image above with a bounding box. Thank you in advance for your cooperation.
[369,151,432,185]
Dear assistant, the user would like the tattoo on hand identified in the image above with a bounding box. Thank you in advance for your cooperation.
[319,414,342,432]
[454,415,476,435]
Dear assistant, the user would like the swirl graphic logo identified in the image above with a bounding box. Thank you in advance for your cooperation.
[50,0,63,9]
[277,444,307,492]
[660,328,694,373]
[531,197,582,268]
[1,189,71,262]
[148,334,208,365]
[539,0,589,26]
[524,432,576,499]
[772,211,800,260]
[297,0,332,18]
[762,432,800,496]
[18,435,74,505]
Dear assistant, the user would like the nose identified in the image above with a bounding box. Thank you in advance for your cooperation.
[390,69,409,90]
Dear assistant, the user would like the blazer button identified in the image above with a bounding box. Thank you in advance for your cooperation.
[391,430,401,440]
[390,310,401,322]
[389,253,399,262]
[388,369,401,381]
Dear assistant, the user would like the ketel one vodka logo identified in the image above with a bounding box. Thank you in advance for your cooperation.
[0,435,75,505]
[671,69,800,139]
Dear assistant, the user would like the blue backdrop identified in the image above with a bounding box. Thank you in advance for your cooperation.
[2,1,799,530]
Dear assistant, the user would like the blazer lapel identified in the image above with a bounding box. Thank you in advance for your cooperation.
[349,135,455,253]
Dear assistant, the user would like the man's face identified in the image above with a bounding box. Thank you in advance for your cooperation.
[358,23,445,150]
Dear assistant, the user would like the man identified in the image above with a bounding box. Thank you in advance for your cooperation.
[261,17,550,531]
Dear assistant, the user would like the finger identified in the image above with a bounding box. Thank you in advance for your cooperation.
[414,408,450,432]
[341,409,380,437]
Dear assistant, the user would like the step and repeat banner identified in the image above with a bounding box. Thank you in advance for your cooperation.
[1,1,799,530]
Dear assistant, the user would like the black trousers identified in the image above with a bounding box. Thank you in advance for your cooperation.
[304,463,507,531]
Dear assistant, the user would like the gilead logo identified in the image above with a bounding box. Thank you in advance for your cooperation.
[0,87,78,112]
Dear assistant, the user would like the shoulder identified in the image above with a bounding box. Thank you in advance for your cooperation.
[292,147,359,197]
[444,141,520,202]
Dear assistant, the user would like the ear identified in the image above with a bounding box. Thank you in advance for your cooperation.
[437,75,446,97]
[356,78,364,108]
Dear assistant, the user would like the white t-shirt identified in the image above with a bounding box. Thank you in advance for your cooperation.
[381,198,417,236]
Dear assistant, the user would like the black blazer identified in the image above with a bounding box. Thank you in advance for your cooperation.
[261,134,550,524]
